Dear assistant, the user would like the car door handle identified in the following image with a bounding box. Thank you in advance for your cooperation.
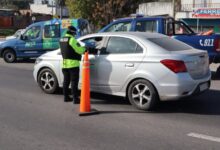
[125,63,134,67]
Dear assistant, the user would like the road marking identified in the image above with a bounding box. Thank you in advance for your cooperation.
[187,132,220,143]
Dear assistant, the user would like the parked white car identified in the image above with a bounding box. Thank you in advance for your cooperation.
[33,32,211,110]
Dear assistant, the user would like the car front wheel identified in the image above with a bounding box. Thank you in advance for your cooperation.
[37,68,59,94]
[128,79,159,111]
[3,49,16,63]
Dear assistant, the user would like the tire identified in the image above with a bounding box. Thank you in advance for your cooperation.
[127,79,159,111]
[3,49,16,63]
[215,66,220,79]
[37,68,59,94]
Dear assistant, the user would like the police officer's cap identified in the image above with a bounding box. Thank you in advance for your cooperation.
[68,26,77,34]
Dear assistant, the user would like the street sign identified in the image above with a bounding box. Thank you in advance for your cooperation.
[192,8,220,18]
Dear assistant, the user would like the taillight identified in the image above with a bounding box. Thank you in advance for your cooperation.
[214,39,220,52]
[160,59,187,73]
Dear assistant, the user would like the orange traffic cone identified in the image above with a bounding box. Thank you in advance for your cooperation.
[79,51,99,116]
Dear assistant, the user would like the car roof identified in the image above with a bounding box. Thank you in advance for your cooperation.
[115,16,171,21]
[80,32,167,40]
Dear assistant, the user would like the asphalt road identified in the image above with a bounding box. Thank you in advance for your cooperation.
[0,58,220,150]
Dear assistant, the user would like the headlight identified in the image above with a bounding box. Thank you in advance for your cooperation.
[35,58,43,64]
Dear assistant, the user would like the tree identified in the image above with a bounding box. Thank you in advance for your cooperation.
[0,0,33,9]
[65,0,177,29]
[65,0,94,19]
[65,0,144,29]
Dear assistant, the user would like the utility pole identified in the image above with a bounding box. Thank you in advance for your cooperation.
[193,0,195,8]
[59,0,64,19]
[60,6,62,19]
[172,0,175,18]
[204,0,207,7]
[52,0,54,17]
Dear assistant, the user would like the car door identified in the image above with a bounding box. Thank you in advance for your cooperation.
[17,25,43,55]
[43,24,61,51]
[80,36,105,92]
[94,36,145,94]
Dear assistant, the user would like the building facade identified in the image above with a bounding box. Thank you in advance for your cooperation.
[138,0,220,33]
[31,0,69,18]
[178,0,220,33]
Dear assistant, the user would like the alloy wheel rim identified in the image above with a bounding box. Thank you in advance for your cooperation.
[40,72,55,91]
[131,83,152,107]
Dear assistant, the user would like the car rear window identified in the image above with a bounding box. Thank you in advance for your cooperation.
[148,37,192,51]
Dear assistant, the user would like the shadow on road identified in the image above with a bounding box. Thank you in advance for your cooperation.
[89,90,220,115]
[98,110,147,114]
[54,91,130,105]
[55,87,220,115]
[91,93,130,105]
[153,89,220,115]
[90,93,148,114]
[15,58,36,63]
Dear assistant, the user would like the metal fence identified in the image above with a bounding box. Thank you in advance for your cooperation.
[181,3,220,12]
[0,15,52,29]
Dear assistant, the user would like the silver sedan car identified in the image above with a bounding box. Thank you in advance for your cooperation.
[33,32,211,110]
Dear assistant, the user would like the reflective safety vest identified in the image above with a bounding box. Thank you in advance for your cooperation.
[60,33,85,69]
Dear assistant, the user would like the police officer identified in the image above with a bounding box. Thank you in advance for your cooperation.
[59,26,86,104]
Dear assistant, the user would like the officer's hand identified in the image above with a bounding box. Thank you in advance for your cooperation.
[78,41,86,47]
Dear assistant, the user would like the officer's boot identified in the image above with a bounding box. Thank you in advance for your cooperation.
[64,95,72,102]
[72,94,79,104]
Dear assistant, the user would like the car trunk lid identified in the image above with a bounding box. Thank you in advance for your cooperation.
[172,49,209,79]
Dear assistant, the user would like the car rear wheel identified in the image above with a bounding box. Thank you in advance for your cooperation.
[3,49,16,63]
[37,68,59,94]
[128,79,158,111]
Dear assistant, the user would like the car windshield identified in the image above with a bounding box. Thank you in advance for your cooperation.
[148,37,192,51]
[14,29,23,37]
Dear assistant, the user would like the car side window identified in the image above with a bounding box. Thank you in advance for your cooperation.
[24,26,41,39]
[135,20,157,32]
[105,37,143,54]
[44,24,60,38]
[173,22,192,35]
[104,22,131,32]
[81,36,104,54]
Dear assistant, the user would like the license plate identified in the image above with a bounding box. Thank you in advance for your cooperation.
[199,82,209,92]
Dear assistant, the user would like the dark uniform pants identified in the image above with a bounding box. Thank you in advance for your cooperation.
[62,67,79,99]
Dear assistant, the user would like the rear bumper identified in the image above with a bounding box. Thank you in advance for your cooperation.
[192,80,211,95]
[158,71,211,101]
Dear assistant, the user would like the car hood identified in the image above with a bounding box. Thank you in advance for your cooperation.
[0,40,5,45]
[40,49,61,59]
[6,36,16,40]
[0,38,18,47]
